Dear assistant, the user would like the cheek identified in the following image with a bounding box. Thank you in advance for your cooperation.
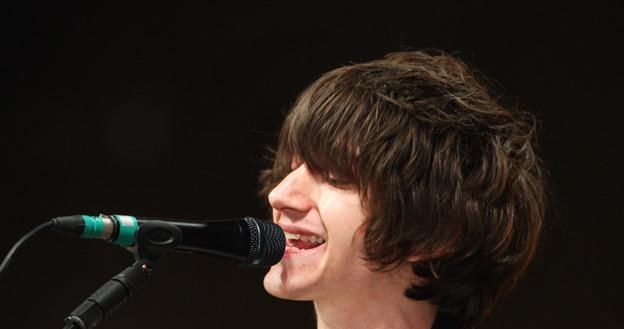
[322,192,367,246]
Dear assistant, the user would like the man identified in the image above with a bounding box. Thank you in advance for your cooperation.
[259,51,546,329]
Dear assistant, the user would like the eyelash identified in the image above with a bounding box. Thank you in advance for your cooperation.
[326,174,349,188]
[285,160,350,188]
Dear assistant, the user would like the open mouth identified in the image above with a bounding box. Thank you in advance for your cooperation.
[284,231,326,251]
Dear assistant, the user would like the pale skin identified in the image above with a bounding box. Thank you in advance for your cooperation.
[263,163,436,329]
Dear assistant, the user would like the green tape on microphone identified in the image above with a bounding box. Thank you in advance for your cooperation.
[113,215,138,246]
[79,214,139,246]
[81,215,105,239]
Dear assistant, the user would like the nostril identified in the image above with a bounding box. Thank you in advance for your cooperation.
[279,208,309,222]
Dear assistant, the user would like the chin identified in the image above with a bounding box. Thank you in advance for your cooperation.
[263,264,316,301]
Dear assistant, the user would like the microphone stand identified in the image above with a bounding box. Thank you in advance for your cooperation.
[61,221,178,329]
[61,260,153,329]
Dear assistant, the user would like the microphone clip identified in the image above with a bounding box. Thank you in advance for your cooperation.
[131,220,184,262]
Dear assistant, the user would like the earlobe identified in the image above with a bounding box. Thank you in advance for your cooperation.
[407,251,425,263]
[407,244,451,264]
[404,256,441,282]
[407,254,422,263]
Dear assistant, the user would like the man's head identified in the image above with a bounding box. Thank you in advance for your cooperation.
[260,51,546,328]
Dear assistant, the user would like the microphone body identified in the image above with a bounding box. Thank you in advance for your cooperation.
[52,215,285,267]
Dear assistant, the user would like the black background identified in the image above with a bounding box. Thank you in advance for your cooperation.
[3,2,623,329]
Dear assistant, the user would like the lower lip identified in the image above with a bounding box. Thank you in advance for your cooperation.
[282,243,326,259]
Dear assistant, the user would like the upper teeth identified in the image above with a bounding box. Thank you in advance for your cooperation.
[285,232,326,244]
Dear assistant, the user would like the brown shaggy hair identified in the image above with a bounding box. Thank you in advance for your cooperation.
[259,50,546,329]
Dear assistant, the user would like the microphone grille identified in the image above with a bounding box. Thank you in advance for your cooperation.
[243,217,285,268]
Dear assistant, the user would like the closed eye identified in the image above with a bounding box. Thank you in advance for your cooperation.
[326,174,351,188]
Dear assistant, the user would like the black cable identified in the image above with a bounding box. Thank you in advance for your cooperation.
[0,220,54,279]
[62,323,80,329]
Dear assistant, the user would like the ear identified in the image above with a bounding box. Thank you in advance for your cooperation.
[407,254,423,262]
[407,244,451,263]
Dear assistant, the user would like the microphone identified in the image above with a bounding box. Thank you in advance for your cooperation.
[52,214,285,267]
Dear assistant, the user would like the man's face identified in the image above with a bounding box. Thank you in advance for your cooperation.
[263,162,372,301]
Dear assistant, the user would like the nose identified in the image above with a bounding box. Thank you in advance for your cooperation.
[268,164,316,215]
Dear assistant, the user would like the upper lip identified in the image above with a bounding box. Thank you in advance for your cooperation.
[278,223,325,238]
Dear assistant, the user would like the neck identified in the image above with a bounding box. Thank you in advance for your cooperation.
[313,265,436,329]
